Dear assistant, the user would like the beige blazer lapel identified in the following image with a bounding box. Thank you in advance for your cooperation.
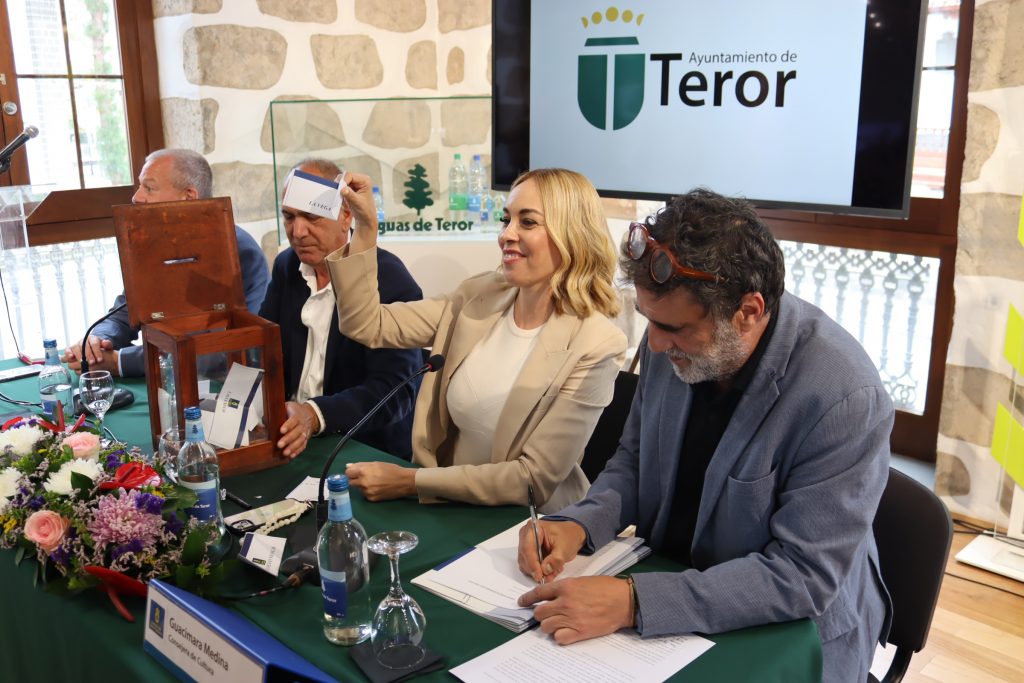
[489,312,580,463]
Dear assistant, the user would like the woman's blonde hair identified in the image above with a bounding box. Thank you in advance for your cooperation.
[510,168,621,318]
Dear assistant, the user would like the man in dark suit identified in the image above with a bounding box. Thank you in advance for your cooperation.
[517,189,893,682]
[261,159,423,459]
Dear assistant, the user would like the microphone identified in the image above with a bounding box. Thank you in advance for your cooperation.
[315,353,445,530]
[0,126,39,173]
[79,302,127,374]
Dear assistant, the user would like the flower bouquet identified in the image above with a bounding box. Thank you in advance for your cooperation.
[0,415,223,619]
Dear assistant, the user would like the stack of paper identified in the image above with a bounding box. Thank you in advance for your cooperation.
[412,520,650,632]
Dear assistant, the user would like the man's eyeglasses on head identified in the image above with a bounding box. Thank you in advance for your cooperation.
[626,222,724,284]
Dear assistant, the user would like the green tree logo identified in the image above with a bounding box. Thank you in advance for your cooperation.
[403,164,434,216]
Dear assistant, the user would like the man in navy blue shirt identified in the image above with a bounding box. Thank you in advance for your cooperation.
[63,149,269,377]
[260,159,423,460]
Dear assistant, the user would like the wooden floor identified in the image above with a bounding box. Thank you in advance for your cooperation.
[870,531,1024,682]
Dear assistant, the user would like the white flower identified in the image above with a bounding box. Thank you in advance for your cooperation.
[0,424,46,458]
[43,458,104,496]
[0,466,22,513]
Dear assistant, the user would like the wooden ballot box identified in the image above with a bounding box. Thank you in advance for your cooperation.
[112,197,286,476]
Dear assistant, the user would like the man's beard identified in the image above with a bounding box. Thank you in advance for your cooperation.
[666,316,749,384]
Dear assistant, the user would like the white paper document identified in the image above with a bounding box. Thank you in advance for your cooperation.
[412,521,650,631]
[285,476,321,503]
[281,169,345,220]
[451,628,714,683]
[207,364,264,449]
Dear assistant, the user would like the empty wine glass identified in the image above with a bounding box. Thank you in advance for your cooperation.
[368,530,426,669]
[79,370,114,431]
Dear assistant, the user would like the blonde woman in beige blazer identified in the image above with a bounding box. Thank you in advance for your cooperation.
[327,168,627,512]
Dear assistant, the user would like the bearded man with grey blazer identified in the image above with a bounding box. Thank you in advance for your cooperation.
[517,189,893,682]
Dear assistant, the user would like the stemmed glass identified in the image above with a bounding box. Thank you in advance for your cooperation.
[79,370,114,433]
[368,530,426,669]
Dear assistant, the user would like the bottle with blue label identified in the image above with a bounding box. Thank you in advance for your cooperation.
[317,474,372,645]
[176,406,229,560]
[38,339,74,421]
[372,186,385,226]
[467,154,485,219]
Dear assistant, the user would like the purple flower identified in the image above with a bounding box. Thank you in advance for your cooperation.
[111,539,144,561]
[50,544,70,567]
[87,488,164,551]
[27,495,44,510]
[133,492,164,515]
[104,454,122,471]
[164,513,184,536]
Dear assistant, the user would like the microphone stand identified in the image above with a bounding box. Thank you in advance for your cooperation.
[280,355,444,583]
[315,355,444,530]
[79,302,128,374]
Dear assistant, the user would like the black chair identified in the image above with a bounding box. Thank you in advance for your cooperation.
[581,370,639,482]
[869,467,953,683]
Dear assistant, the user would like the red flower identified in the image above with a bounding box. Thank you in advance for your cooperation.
[99,462,162,491]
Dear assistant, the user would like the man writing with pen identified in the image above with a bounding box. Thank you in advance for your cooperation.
[515,189,893,683]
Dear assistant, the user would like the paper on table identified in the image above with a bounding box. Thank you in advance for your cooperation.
[429,522,644,610]
[451,628,714,683]
[285,476,320,502]
[207,364,264,449]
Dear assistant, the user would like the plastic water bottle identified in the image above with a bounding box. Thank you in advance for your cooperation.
[372,186,385,226]
[317,474,372,645]
[448,153,467,216]
[38,339,73,421]
[176,406,229,560]
[479,190,493,230]
[492,191,506,225]
[467,154,486,218]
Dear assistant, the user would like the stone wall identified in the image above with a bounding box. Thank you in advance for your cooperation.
[152,0,493,242]
[936,0,1024,525]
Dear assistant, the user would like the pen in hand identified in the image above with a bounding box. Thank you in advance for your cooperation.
[528,484,544,582]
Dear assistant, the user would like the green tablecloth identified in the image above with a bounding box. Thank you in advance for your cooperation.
[0,360,822,682]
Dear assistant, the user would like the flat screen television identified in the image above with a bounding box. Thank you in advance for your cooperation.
[492,0,928,218]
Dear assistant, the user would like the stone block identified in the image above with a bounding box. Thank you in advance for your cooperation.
[406,41,438,90]
[153,0,221,18]
[956,192,1024,280]
[935,451,971,497]
[446,47,465,84]
[601,198,638,221]
[938,364,1024,446]
[260,95,346,153]
[363,100,432,149]
[161,97,217,154]
[355,0,426,33]
[438,0,490,33]
[962,103,1000,184]
[338,154,384,190]
[183,25,287,89]
[311,35,384,89]
[440,99,490,146]
[970,0,1024,92]
[257,0,336,23]
[212,162,286,223]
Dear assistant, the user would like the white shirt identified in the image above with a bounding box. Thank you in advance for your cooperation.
[446,305,543,465]
[295,262,334,434]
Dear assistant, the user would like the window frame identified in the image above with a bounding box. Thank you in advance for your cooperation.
[757,0,973,461]
[0,0,163,244]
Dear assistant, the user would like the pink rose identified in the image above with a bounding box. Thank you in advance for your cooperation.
[62,432,101,460]
[24,510,70,553]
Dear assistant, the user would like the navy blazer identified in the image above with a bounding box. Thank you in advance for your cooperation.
[260,247,423,459]
[559,293,893,682]
[93,225,269,377]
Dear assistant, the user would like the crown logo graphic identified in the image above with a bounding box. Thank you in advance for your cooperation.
[577,7,647,130]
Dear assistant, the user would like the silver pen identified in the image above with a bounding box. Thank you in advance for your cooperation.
[528,484,544,581]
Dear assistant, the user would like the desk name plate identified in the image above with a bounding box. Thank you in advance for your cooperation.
[143,579,335,683]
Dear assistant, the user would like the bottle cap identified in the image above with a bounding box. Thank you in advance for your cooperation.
[454,153,462,160]
[183,406,201,420]
[373,186,380,192]
[326,474,350,492]
[473,154,481,161]
[43,339,57,349]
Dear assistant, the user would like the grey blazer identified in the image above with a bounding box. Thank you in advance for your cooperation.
[558,292,893,682]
